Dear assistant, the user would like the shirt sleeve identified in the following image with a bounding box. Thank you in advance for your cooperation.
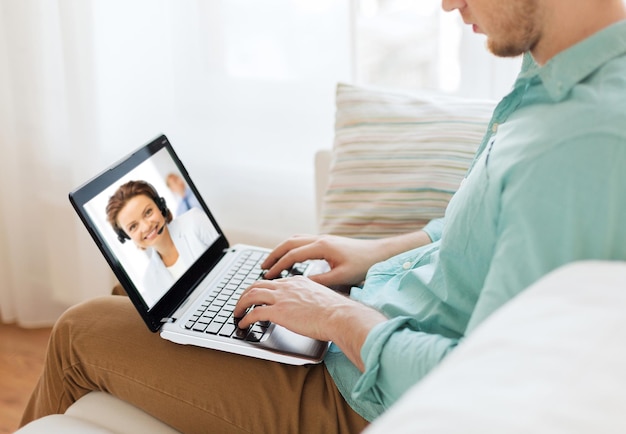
[352,316,459,408]
[422,217,445,242]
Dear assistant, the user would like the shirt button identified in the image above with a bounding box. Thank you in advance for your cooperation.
[402,261,412,270]
[492,123,499,133]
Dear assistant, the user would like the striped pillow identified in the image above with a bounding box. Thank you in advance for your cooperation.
[319,83,496,239]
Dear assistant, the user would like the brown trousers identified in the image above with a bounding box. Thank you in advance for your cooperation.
[20,296,368,434]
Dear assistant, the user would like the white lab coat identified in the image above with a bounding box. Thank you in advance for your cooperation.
[140,207,218,306]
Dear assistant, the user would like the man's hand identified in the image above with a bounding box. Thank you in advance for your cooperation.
[233,276,387,371]
[261,232,433,289]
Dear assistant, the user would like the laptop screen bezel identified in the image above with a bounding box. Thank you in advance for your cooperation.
[69,134,230,332]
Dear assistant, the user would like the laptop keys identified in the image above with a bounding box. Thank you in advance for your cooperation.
[233,322,269,342]
[183,249,270,343]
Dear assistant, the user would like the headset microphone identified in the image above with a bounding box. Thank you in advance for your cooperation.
[157,224,166,235]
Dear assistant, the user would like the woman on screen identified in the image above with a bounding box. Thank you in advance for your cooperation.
[106,180,218,305]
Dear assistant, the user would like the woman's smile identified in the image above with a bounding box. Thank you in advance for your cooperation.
[142,222,162,242]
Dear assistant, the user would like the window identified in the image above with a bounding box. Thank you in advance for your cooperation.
[353,0,522,99]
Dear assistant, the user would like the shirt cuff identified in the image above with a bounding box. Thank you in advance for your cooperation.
[351,316,417,405]
[422,217,445,242]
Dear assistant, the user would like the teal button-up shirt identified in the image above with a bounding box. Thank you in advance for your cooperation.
[325,20,626,422]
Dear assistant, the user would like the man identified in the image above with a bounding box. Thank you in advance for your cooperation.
[166,172,202,217]
[21,1,626,433]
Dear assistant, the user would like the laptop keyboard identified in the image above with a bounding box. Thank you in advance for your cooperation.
[184,250,270,342]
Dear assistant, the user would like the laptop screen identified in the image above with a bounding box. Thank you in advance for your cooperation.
[70,135,230,331]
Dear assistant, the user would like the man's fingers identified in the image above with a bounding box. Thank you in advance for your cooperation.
[234,285,275,319]
[235,304,271,330]
[264,244,324,279]
[261,235,317,270]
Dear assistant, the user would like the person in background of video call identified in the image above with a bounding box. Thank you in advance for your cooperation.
[106,180,217,303]
[166,172,202,217]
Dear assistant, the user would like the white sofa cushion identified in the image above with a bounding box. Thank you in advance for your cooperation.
[319,83,495,238]
[364,261,626,434]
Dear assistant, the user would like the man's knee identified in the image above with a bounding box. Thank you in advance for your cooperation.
[56,295,125,326]
[51,296,134,347]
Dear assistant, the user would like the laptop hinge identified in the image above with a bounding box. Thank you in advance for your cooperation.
[161,317,175,324]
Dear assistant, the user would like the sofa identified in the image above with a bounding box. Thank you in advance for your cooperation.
[16,83,626,433]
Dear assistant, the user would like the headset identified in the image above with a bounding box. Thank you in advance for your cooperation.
[116,194,168,244]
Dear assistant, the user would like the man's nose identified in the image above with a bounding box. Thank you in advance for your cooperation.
[441,0,466,12]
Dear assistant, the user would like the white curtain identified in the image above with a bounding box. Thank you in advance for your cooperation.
[0,0,352,327]
[0,0,107,326]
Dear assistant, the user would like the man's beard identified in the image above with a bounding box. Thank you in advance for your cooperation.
[487,0,541,58]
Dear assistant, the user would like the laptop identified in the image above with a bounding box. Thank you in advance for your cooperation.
[69,134,330,365]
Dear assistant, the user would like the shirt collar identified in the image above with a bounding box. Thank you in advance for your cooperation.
[518,20,626,101]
